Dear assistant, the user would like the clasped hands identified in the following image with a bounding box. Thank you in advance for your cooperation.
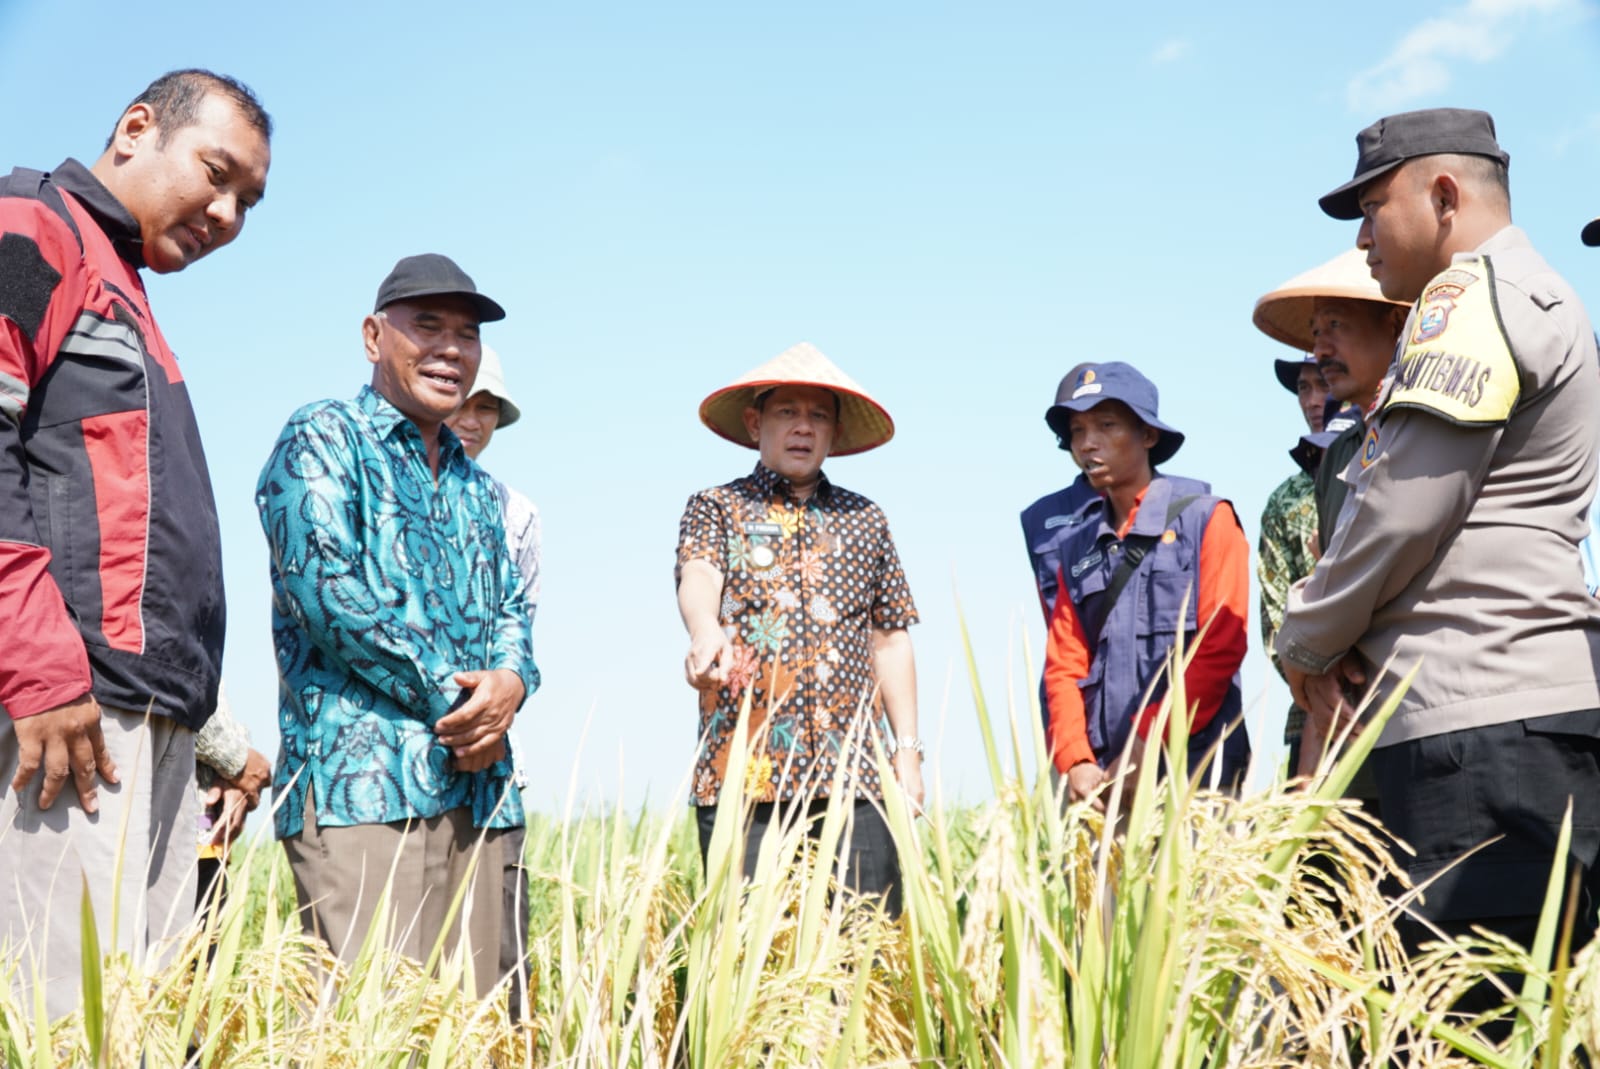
[1285,655,1367,778]
[435,668,526,772]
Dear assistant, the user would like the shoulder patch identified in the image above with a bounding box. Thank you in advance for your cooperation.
[0,231,61,344]
[1384,256,1518,426]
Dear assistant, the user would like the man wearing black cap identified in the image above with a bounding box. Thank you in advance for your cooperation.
[1253,354,1323,777]
[1041,362,1250,806]
[256,254,538,997]
[1582,216,1600,596]
[1278,109,1600,955]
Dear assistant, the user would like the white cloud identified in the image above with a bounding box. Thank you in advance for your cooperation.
[1150,39,1191,65]
[1347,0,1577,113]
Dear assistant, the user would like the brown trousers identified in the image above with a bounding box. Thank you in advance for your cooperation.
[283,788,502,998]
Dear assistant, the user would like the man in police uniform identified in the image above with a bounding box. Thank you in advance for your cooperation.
[1277,109,1600,954]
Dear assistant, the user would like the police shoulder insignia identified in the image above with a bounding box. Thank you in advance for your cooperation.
[1359,424,1381,469]
[1384,256,1518,426]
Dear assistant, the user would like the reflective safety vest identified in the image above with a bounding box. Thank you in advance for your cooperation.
[1057,476,1249,784]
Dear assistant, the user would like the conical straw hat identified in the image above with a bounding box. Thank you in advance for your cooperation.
[698,342,895,456]
[1252,247,1408,352]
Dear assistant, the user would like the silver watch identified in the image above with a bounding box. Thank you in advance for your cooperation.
[893,735,925,759]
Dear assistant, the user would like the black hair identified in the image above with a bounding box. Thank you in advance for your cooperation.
[105,69,273,150]
[753,386,842,419]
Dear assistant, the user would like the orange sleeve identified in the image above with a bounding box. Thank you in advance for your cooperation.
[1135,502,1249,740]
[1043,566,1097,773]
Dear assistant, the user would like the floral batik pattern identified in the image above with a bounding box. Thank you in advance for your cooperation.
[676,463,919,806]
[1257,469,1318,743]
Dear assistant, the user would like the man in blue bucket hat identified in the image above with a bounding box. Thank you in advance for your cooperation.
[1040,362,1251,807]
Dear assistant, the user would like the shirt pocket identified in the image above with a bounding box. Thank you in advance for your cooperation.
[1136,545,1199,639]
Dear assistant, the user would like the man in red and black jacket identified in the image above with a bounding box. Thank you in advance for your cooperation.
[0,69,271,1018]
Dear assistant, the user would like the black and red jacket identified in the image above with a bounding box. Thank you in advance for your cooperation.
[0,159,222,728]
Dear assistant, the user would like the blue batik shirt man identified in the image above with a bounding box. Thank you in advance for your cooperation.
[256,253,536,997]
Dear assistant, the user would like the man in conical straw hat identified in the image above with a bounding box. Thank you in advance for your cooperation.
[1253,248,1405,782]
[1255,248,1407,566]
[675,341,921,916]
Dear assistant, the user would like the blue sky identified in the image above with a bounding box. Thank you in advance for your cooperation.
[2,0,1598,812]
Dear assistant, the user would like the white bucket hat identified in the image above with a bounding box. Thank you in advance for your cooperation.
[469,344,521,428]
[1253,247,1408,352]
[698,342,894,456]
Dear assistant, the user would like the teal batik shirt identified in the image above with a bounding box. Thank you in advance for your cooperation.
[257,385,537,838]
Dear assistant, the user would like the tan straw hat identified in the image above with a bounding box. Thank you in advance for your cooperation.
[1252,247,1408,352]
[698,342,895,456]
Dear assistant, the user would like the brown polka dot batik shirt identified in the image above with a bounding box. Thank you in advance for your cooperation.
[676,463,919,806]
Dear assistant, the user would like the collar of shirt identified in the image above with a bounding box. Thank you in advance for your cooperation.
[50,158,144,267]
[1463,224,1526,261]
[355,384,469,469]
[1072,481,1169,541]
[748,460,834,504]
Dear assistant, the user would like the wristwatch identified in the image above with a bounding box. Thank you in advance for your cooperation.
[893,735,926,759]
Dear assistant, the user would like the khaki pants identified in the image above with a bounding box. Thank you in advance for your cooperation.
[0,705,198,1020]
[283,788,502,999]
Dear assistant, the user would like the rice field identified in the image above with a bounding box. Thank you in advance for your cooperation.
[3,642,1597,1067]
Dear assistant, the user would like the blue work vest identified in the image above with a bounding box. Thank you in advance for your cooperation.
[1021,474,1103,621]
[1024,473,1210,730]
[1057,476,1249,786]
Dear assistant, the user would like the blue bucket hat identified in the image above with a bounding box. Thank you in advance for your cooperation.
[1045,361,1184,466]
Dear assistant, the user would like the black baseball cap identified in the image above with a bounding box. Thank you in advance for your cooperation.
[1275,353,1318,394]
[1319,108,1509,221]
[1583,218,1600,247]
[373,253,506,323]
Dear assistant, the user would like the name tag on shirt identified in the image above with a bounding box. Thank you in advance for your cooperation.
[743,522,783,537]
[1071,549,1103,577]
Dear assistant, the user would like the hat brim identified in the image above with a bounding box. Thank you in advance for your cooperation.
[496,397,522,428]
[1045,399,1184,466]
[699,380,895,457]
[1584,217,1600,248]
[1318,159,1404,220]
[380,290,506,323]
[1274,359,1307,394]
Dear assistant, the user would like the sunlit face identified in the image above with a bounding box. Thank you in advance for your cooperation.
[1296,364,1329,434]
[1310,297,1400,404]
[447,391,502,459]
[110,93,270,274]
[1355,163,1442,303]
[1066,400,1158,496]
[363,295,483,436]
[741,385,838,486]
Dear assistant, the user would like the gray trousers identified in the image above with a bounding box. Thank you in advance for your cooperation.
[0,705,198,1020]
[283,788,503,999]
